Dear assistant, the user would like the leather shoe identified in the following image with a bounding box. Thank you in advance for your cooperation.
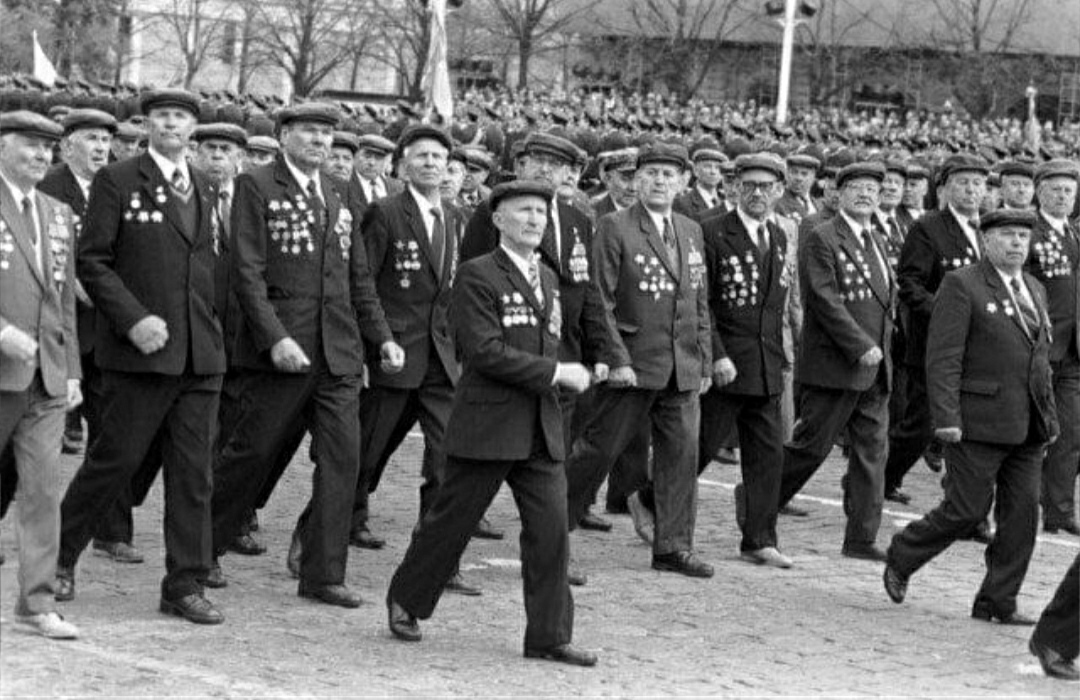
[200,560,227,589]
[525,643,597,667]
[578,512,613,532]
[473,517,504,540]
[883,564,908,603]
[652,551,714,578]
[568,568,588,587]
[842,544,888,562]
[971,607,1036,626]
[286,529,302,579]
[349,527,386,550]
[443,572,482,596]
[159,593,224,624]
[779,503,809,517]
[605,499,629,515]
[962,521,993,544]
[1029,638,1080,681]
[227,533,267,556]
[884,488,911,505]
[92,540,144,563]
[627,492,654,545]
[299,583,363,608]
[1045,521,1080,536]
[740,547,793,569]
[55,567,75,602]
[387,597,421,642]
[733,483,746,530]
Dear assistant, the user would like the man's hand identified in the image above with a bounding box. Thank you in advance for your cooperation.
[593,363,609,383]
[380,341,406,374]
[554,362,592,393]
[858,346,883,367]
[934,427,962,444]
[270,337,311,373]
[608,365,638,388]
[128,315,169,355]
[700,376,713,395]
[66,379,82,410]
[0,326,38,364]
[712,358,737,387]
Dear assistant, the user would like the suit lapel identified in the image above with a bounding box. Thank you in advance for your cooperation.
[139,153,193,244]
[836,216,889,307]
[495,247,546,317]
[983,263,1034,344]
[635,204,678,280]
[0,182,47,288]
[401,190,440,281]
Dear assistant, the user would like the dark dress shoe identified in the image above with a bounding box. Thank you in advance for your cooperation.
[200,561,227,589]
[884,488,911,505]
[605,499,629,515]
[525,643,598,667]
[387,597,422,642]
[1045,521,1080,536]
[883,564,908,603]
[349,527,386,550]
[779,504,809,517]
[159,593,224,624]
[298,583,363,608]
[92,540,145,563]
[568,569,588,587]
[55,567,75,602]
[971,607,1036,626]
[473,517,504,540]
[286,530,301,579]
[578,512,613,532]
[652,551,714,578]
[443,572,482,596]
[1029,639,1080,681]
[227,533,267,556]
[842,544,888,562]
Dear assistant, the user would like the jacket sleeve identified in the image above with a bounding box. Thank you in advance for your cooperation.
[703,220,727,362]
[925,272,969,432]
[230,173,290,352]
[349,202,392,346]
[593,215,632,369]
[459,202,498,263]
[897,219,938,322]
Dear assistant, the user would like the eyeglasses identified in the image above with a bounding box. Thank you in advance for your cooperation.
[740,181,776,194]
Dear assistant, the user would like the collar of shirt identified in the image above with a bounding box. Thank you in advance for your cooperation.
[996,266,1034,305]
[283,155,322,200]
[696,185,716,207]
[500,244,537,282]
[839,209,871,240]
[947,203,980,234]
[0,173,35,206]
[148,146,190,186]
[216,180,234,201]
[1042,212,1069,235]
[73,172,92,199]
[645,207,672,239]
[409,184,442,237]
[736,206,768,243]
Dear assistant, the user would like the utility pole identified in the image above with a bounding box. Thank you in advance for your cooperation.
[775,0,798,125]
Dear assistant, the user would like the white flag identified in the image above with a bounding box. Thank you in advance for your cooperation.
[32,31,58,87]
[420,0,452,123]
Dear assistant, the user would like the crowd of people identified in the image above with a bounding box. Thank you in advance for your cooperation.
[0,74,1078,680]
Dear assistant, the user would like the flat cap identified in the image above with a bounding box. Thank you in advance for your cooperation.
[61,108,118,136]
[397,124,452,153]
[246,135,279,153]
[0,110,63,141]
[692,148,727,164]
[1034,158,1079,185]
[980,209,1036,231]
[598,147,638,173]
[332,130,360,153]
[278,102,342,128]
[822,149,856,177]
[636,142,689,171]
[997,160,1034,180]
[905,162,930,179]
[836,161,887,189]
[489,179,553,209]
[193,122,247,147]
[115,121,145,141]
[459,146,495,171]
[734,152,787,181]
[882,157,907,176]
[521,132,578,165]
[940,153,989,181]
[139,88,200,116]
[48,105,72,121]
[357,133,396,155]
[786,152,821,170]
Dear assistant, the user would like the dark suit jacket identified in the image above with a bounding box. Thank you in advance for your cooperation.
[230,155,392,376]
[701,210,788,396]
[78,152,225,376]
[39,163,95,354]
[797,203,837,244]
[927,260,1058,445]
[693,201,730,224]
[673,187,718,222]
[346,173,403,221]
[593,202,711,391]
[444,248,563,462]
[1024,212,1079,363]
[361,189,461,388]
[896,205,921,233]
[0,184,80,395]
[897,207,980,367]
[797,213,896,392]
[774,189,816,225]
[591,193,618,220]
[461,197,608,365]
[208,180,242,361]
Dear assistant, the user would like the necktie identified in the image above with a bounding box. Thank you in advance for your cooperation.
[21,196,41,271]
[217,190,231,239]
[170,169,189,195]
[527,257,543,304]
[888,216,901,244]
[860,228,886,292]
[755,223,770,258]
[969,217,981,258]
[430,207,446,279]
[306,180,325,231]
[1010,278,1040,337]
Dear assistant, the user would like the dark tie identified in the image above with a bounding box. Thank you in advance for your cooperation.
[1010,278,1040,337]
[969,217,982,258]
[860,228,887,292]
[662,217,679,271]
[430,207,446,279]
[21,196,40,270]
[527,257,543,304]
[756,223,770,258]
[217,190,231,240]
[306,180,325,231]
[170,169,190,196]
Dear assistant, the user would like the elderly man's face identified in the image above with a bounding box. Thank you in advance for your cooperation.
[355,147,390,181]
[944,171,986,216]
[440,159,466,200]
[0,132,54,189]
[981,224,1031,275]
[1000,175,1034,209]
[1036,176,1078,219]
[281,121,333,171]
[838,177,881,221]
[519,152,570,189]
[493,195,548,257]
[693,159,723,188]
[737,168,781,219]
[879,171,904,211]
[787,165,816,197]
[635,163,683,211]
[604,168,637,208]
[902,176,928,208]
[62,128,112,180]
[146,107,196,157]
[194,139,243,185]
[323,146,355,181]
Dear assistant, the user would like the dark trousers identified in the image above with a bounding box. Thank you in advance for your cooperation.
[353,360,453,529]
[1032,554,1080,662]
[569,386,649,513]
[59,371,221,600]
[884,364,934,492]
[888,438,1043,617]
[389,454,572,651]
[1042,360,1079,527]
[566,383,700,555]
[211,367,360,586]
[780,381,889,547]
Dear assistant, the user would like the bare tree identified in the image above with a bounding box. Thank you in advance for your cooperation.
[147,0,235,88]
[483,0,603,88]
[366,0,431,100]
[791,0,893,105]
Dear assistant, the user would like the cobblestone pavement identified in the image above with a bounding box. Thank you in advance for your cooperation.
[2,434,1077,697]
